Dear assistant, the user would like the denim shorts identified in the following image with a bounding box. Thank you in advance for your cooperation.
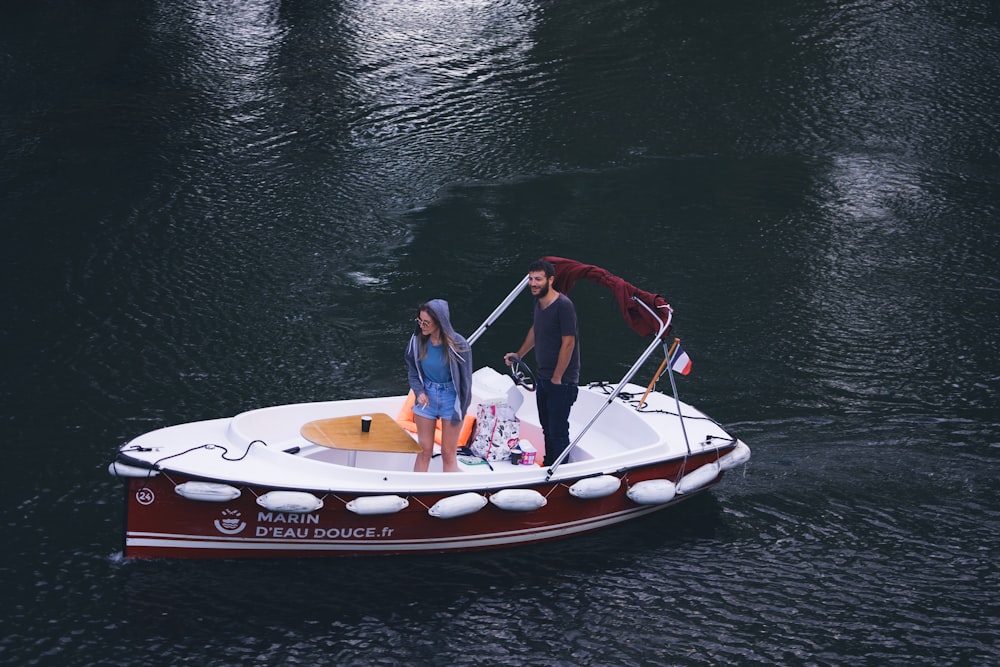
[412,381,458,422]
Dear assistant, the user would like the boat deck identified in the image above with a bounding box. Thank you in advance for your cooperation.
[120,366,737,489]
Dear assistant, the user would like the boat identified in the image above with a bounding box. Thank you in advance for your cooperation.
[108,257,751,559]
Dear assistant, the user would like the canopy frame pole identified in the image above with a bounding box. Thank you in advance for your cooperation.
[546,297,672,480]
[467,275,530,346]
[663,338,692,457]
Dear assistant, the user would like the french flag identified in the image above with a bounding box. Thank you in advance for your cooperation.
[670,343,692,376]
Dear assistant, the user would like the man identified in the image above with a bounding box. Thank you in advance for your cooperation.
[505,259,580,466]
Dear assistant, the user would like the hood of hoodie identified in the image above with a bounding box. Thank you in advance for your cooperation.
[415,299,460,344]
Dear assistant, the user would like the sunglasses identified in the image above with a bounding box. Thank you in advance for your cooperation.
[415,318,434,327]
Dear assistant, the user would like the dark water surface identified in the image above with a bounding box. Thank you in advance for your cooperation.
[3,1,999,665]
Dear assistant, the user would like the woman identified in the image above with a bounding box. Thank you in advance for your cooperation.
[404,299,473,472]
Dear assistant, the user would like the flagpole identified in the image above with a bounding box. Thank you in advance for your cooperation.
[638,339,678,408]
[665,337,692,456]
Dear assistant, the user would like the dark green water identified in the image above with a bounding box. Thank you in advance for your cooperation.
[2,1,999,665]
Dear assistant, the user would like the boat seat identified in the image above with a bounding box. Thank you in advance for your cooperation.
[396,390,476,446]
[470,366,524,412]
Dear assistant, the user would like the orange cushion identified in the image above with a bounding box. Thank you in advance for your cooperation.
[457,414,476,446]
[397,391,418,433]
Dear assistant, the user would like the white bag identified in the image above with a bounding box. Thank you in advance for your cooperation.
[469,402,520,461]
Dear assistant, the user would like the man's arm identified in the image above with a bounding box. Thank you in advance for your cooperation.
[505,327,535,365]
[551,335,575,384]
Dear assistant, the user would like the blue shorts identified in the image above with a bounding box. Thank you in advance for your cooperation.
[412,381,459,423]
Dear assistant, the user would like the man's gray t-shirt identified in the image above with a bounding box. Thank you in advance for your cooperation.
[533,294,580,384]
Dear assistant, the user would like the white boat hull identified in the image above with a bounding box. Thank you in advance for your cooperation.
[112,373,748,559]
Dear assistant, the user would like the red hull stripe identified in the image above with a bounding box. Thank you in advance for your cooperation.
[126,504,668,555]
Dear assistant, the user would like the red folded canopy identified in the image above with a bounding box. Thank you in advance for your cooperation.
[542,256,673,338]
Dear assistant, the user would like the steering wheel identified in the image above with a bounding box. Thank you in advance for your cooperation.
[507,356,536,392]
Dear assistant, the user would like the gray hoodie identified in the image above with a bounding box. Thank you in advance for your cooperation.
[404,299,473,423]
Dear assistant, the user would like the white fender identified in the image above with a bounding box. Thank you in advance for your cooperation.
[718,442,751,470]
[256,491,323,513]
[677,461,721,494]
[489,489,547,511]
[428,492,487,519]
[569,475,621,499]
[108,461,159,478]
[627,479,677,505]
[175,481,241,502]
[346,495,409,515]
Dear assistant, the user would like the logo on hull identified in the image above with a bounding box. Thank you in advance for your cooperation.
[214,508,247,535]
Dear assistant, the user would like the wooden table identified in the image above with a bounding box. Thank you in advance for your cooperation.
[300,413,422,466]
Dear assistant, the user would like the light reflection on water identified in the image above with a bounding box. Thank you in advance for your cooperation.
[2,0,1000,665]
